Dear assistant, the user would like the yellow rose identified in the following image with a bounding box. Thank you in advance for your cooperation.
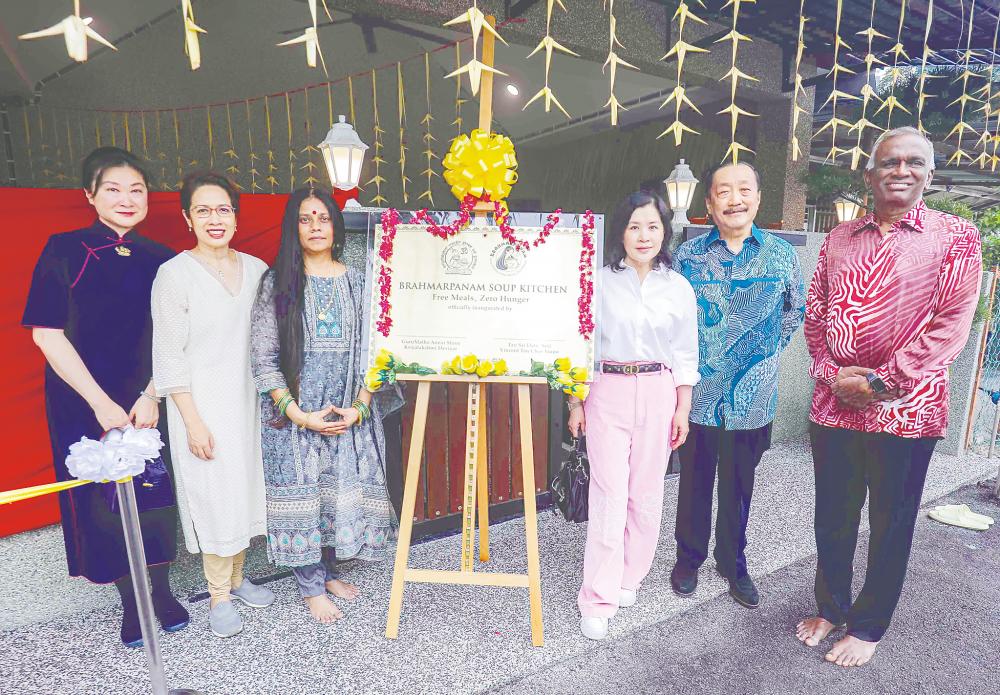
[461,354,479,374]
[365,367,384,392]
[554,357,571,372]
[450,356,463,374]
[441,361,455,375]
[492,359,508,376]
[476,360,494,378]
[555,371,574,387]
[375,349,394,370]
[569,383,590,400]
[569,367,589,382]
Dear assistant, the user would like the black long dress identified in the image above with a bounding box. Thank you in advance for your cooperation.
[22,219,178,583]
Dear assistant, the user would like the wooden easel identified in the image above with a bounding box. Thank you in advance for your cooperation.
[384,17,545,647]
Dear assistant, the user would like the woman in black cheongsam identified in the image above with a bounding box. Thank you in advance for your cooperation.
[22,146,188,647]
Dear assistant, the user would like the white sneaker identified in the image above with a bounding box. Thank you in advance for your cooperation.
[619,588,637,608]
[580,616,609,640]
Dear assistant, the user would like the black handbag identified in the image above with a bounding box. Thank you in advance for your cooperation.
[102,455,176,514]
[550,436,590,523]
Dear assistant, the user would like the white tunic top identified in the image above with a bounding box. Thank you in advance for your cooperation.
[151,251,268,556]
[596,262,700,386]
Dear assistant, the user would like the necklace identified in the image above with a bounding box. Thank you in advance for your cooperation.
[313,277,337,322]
[192,249,233,279]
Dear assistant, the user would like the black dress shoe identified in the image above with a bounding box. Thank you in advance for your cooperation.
[120,606,143,648]
[670,563,698,596]
[728,574,760,609]
[152,592,190,633]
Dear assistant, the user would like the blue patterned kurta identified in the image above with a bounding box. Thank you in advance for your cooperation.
[673,226,805,430]
[250,269,401,567]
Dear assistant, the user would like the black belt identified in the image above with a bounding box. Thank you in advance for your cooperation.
[601,362,663,375]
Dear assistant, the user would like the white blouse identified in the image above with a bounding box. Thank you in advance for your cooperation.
[596,262,700,386]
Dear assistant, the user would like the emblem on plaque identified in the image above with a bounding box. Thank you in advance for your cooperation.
[441,240,477,275]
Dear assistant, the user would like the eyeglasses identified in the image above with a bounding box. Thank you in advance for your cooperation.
[190,205,236,219]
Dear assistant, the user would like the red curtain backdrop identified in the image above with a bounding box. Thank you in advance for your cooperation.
[0,186,356,537]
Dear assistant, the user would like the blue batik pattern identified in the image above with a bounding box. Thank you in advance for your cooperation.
[673,226,805,430]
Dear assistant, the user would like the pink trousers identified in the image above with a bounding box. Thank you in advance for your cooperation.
[578,368,677,618]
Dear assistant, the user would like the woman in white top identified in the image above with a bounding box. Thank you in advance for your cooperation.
[568,190,699,640]
[151,172,274,639]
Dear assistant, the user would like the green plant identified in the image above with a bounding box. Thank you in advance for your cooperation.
[977,207,1000,236]
[982,236,1000,273]
[924,197,976,220]
[802,164,865,205]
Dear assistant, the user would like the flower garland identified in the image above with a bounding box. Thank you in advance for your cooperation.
[441,354,509,378]
[521,357,590,400]
[375,194,592,339]
[578,210,596,338]
[365,349,435,392]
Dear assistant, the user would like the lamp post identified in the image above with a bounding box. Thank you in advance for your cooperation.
[833,195,862,224]
[664,158,699,245]
[318,115,369,209]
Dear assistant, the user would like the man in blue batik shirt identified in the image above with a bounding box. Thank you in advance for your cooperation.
[669,161,805,609]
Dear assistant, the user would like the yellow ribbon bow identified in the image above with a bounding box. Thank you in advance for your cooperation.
[441,129,518,204]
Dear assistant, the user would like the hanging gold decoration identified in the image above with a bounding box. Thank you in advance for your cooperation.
[348,75,356,125]
[915,0,937,136]
[946,0,983,166]
[419,52,439,205]
[814,0,858,163]
[285,92,297,191]
[264,95,279,191]
[444,1,508,96]
[53,110,68,182]
[873,0,911,128]
[64,113,75,177]
[453,43,466,134]
[973,10,999,169]
[204,107,214,169]
[524,0,577,118]
[716,0,758,163]
[172,109,183,189]
[181,0,206,70]
[18,0,117,63]
[368,69,387,206]
[603,0,639,127]
[658,0,707,145]
[277,0,332,76]
[846,0,888,170]
[22,108,35,184]
[223,102,240,181]
[789,0,808,161]
[139,110,149,159]
[397,62,411,205]
[246,100,261,192]
[300,87,320,188]
[154,110,168,188]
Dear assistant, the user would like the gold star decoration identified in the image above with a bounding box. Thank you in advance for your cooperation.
[444,1,508,96]
[18,0,116,63]
[946,0,984,166]
[524,0,577,119]
[813,0,855,163]
[181,0,206,70]
[716,0,757,163]
[419,52,440,206]
[604,0,639,126]
[658,1,708,146]
[277,0,333,76]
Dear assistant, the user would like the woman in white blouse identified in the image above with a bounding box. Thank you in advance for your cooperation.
[151,172,274,639]
[568,190,699,640]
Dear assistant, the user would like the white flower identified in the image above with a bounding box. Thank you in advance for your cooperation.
[64,426,164,482]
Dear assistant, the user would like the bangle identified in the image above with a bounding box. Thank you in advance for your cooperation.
[567,399,582,412]
[351,399,371,422]
[277,393,294,417]
[140,390,161,404]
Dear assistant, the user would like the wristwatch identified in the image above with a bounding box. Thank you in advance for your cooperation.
[865,372,888,395]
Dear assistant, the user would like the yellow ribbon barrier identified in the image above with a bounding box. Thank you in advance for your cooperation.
[441,128,518,203]
[0,478,92,505]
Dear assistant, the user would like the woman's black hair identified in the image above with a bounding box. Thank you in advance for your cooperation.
[264,185,347,397]
[608,190,673,272]
[81,146,151,192]
[180,170,240,212]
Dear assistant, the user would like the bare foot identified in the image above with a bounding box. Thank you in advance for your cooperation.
[304,595,343,624]
[325,579,360,600]
[796,616,840,647]
[825,635,878,667]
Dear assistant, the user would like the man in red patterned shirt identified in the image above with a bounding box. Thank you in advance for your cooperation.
[795,127,982,667]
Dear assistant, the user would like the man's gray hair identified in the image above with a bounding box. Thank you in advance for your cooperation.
[865,126,936,171]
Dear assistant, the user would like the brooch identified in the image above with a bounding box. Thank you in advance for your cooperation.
[115,246,132,257]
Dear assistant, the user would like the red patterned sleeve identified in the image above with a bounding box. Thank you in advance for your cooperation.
[873,219,983,393]
[804,234,842,386]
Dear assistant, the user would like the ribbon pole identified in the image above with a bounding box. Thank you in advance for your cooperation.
[116,479,202,695]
